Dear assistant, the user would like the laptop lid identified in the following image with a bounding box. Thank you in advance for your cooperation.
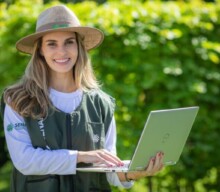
[128,106,199,171]
[76,106,199,172]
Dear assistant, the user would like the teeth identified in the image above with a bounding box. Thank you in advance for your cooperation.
[55,58,69,63]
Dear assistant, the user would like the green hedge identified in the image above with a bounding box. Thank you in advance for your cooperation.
[1,0,220,191]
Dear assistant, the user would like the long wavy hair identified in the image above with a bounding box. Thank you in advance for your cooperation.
[4,32,100,119]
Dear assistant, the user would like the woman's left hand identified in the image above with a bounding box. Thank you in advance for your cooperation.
[121,152,164,181]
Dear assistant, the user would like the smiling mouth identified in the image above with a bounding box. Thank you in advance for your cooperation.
[54,58,70,64]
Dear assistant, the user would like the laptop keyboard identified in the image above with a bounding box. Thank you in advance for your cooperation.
[93,160,130,168]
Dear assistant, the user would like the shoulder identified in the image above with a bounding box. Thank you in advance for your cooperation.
[85,89,115,110]
[87,89,115,103]
[4,103,25,124]
[84,89,115,127]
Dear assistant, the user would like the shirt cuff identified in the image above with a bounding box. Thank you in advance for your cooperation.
[67,150,78,174]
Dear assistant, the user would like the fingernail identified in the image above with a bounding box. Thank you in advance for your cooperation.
[158,152,164,157]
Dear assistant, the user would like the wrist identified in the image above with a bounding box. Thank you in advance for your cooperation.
[124,172,135,182]
[77,151,85,163]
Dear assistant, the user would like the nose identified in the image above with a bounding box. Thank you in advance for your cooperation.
[56,45,67,55]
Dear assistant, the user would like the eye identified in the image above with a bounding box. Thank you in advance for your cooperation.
[47,42,56,47]
[66,39,76,45]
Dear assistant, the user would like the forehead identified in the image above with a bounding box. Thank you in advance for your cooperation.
[42,31,76,41]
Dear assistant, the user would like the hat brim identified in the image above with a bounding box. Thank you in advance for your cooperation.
[16,26,104,54]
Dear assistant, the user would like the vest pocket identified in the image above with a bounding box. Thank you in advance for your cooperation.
[26,175,59,192]
[87,122,105,149]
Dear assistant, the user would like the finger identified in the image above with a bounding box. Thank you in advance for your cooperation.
[151,152,164,173]
[156,153,164,172]
[100,150,122,161]
[158,152,164,169]
[97,150,124,166]
[145,157,155,176]
[77,150,121,166]
[90,151,112,166]
[157,152,164,168]
[102,151,124,166]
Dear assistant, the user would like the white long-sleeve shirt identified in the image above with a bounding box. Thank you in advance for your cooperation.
[4,88,133,188]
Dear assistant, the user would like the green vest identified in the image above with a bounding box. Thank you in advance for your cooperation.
[2,89,115,192]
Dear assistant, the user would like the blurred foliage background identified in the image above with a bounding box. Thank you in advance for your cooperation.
[1,0,220,191]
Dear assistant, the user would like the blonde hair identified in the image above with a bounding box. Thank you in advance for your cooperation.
[4,33,100,119]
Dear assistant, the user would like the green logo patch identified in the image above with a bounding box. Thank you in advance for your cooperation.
[6,123,26,132]
[7,123,13,132]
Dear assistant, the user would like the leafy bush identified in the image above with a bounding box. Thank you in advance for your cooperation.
[1,0,220,191]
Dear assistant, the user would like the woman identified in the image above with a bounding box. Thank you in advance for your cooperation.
[1,5,164,192]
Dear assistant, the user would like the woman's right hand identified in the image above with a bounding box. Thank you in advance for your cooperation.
[77,149,124,167]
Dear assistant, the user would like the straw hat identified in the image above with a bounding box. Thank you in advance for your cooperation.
[16,5,104,54]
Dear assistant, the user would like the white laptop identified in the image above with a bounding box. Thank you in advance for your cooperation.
[76,106,199,172]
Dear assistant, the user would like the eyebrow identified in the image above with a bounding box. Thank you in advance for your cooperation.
[45,37,76,42]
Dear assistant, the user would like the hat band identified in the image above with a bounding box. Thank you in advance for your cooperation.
[36,21,78,32]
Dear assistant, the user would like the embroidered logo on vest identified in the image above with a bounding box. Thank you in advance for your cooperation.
[37,118,51,149]
[38,118,45,137]
[93,134,100,143]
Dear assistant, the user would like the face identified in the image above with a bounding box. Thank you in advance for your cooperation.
[41,31,78,76]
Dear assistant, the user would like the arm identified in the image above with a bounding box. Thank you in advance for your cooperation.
[4,104,123,175]
[4,104,78,175]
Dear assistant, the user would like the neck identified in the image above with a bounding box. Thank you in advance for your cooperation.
[50,72,77,93]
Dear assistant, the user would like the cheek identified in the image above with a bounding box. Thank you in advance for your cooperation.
[41,48,53,59]
[40,47,48,57]
[74,49,78,58]
[70,46,78,59]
